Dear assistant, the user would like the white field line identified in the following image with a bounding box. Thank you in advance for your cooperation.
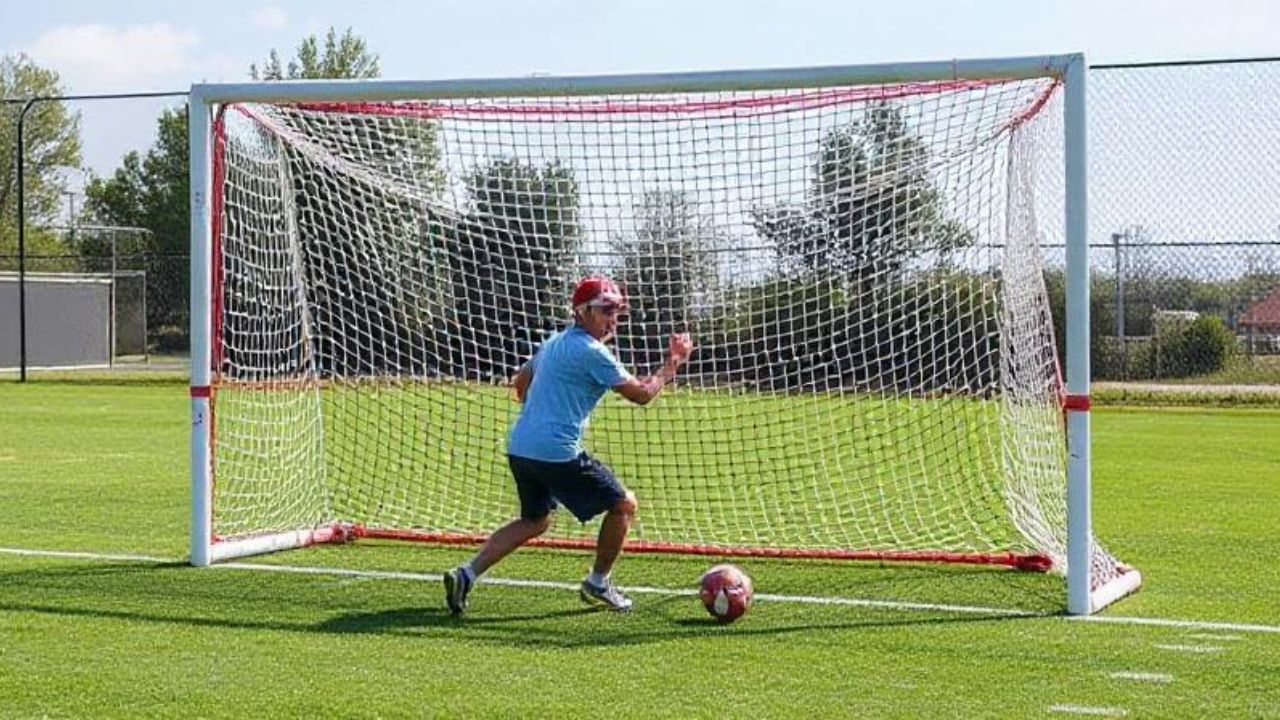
[1187,633,1244,642]
[1107,671,1174,683]
[1153,644,1225,654]
[1069,613,1280,635]
[4,546,1280,636]
[1049,704,1128,717]
[0,547,168,563]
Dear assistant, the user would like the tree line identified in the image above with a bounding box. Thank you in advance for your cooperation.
[5,28,1040,394]
[252,98,994,394]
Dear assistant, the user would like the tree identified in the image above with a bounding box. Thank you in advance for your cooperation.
[285,155,580,380]
[84,108,187,255]
[82,107,189,338]
[463,158,581,375]
[724,104,981,393]
[84,29,390,350]
[241,28,454,377]
[708,276,851,391]
[251,27,380,81]
[753,103,971,280]
[613,189,721,368]
[0,54,81,259]
[441,159,582,380]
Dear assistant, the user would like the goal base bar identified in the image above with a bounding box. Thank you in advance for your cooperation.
[197,525,1144,610]
[358,527,1054,571]
[200,528,1147,598]
[1090,567,1144,613]
[199,525,1052,571]
[201,523,354,565]
[197,527,1131,589]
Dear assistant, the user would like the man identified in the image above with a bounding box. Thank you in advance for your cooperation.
[444,275,693,614]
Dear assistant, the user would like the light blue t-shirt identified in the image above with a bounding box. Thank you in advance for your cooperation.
[507,325,633,462]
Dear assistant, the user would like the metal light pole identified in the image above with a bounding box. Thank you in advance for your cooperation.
[16,99,36,382]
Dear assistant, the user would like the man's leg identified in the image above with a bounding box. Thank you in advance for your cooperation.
[541,454,635,611]
[580,491,637,611]
[446,515,550,615]
[592,491,637,578]
[448,456,557,615]
[472,515,552,576]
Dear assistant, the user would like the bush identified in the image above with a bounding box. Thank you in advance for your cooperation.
[1151,314,1235,378]
[1181,315,1236,375]
[1092,336,1129,380]
[151,325,190,353]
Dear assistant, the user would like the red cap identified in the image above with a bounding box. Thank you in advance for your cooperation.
[571,276,626,309]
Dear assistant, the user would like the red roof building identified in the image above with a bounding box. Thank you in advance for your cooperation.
[1239,286,1280,333]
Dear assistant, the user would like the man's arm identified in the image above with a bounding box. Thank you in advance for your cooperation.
[614,358,679,406]
[612,333,692,406]
[511,362,533,403]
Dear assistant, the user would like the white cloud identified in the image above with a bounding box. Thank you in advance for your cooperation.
[250,5,289,31]
[27,23,201,93]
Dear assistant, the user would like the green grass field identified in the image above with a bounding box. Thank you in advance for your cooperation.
[1,378,1278,718]
[209,379,1032,561]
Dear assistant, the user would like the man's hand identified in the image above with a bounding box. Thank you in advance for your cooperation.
[669,333,693,365]
[613,333,694,406]
[511,363,533,403]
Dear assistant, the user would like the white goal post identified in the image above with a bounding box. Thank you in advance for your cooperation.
[189,54,1141,615]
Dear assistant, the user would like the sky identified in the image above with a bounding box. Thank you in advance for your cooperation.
[2,0,1279,244]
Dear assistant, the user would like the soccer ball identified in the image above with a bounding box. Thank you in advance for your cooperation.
[698,564,754,624]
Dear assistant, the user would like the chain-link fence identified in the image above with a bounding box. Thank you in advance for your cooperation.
[1042,239,1280,381]
[11,240,1271,382]
[4,61,1280,384]
[1074,59,1280,383]
[2,92,187,372]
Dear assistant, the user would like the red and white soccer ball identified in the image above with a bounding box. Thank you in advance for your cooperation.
[698,564,754,624]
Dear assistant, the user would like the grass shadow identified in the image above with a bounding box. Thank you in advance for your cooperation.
[0,559,1053,650]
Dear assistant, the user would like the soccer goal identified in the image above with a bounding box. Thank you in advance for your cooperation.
[189,54,1140,614]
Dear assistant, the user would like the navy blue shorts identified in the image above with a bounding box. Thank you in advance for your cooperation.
[508,453,627,522]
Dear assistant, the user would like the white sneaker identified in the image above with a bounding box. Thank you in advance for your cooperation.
[579,579,633,612]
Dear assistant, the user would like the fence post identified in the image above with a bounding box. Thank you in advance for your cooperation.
[109,228,118,367]
[1113,232,1127,379]
[1153,306,1162,378]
